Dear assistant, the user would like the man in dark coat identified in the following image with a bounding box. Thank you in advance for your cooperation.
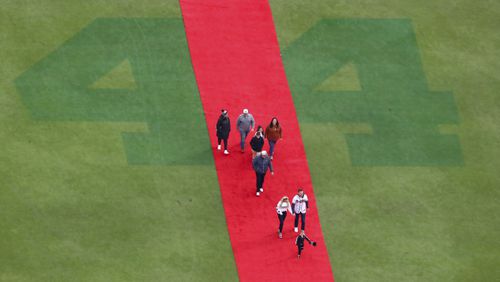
[252,150,273,196]
[216,109,231,154]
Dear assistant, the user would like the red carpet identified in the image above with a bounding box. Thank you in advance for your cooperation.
[179,1,334,280]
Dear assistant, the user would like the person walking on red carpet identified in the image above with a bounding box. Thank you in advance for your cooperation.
[295,230,316,258]
[265,117,282,159]
[252,150,273,196]
[292,188,309,232]
[276,196,293,239]
[237,108,255,152]
[216,109,231,155]
[250,126,265,159]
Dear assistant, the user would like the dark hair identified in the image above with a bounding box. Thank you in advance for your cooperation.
[298,188,303,192]
[257,125,263,132]
[269,117,279,128]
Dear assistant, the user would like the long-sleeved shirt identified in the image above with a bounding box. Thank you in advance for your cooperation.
[216,115,231,138]
[252,155,273,174]
[237,113,255,131]
[265,125,282,141]
[292,194,309,214]
[276,200,293,215]
[250,135,264,152]
[295,234,312,248]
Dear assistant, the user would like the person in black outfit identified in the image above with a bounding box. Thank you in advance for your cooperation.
[295,230,316,258]
[250,126,265,158]
[216,109,231,154]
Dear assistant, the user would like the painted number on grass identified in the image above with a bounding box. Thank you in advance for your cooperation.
[282,19,462,166]
[15,19,210,165]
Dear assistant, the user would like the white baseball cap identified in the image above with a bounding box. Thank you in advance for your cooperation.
[243,109,249,114]
[261,150,268,156]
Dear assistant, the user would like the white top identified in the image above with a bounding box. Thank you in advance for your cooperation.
[292,194,309,214]
[276,200,293,215]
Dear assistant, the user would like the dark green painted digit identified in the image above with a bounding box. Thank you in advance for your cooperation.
[16,19,211,165]
[283,19,462,166]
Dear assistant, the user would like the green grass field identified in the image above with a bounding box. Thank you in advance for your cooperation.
[1,0,499,281]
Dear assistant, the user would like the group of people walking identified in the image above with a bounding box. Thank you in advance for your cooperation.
[215,108,315,258]
[216,108,282,196]
[216,108,282,156]
[276,189,315,257]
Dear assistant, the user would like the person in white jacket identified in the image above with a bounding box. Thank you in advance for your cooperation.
[292,188,309,232]
[276,196,293,239]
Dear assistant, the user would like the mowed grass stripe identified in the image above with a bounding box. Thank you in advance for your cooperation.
[1,4,238,281]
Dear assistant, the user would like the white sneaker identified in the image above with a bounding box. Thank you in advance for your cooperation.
[224,150,229,155]
[217,145,221,150]
[256,192,260,196]
[294,227,298,233]
[259,188,263,192]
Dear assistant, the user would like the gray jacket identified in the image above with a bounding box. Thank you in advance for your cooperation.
[252,155,273,174]
[237,113,255,131]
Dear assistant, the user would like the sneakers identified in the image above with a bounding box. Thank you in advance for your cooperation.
[294,227,298,233]
[217,145,221,150]
[224,150,229,155]
[259,188,264,192]
[270,156,273,160]
[279,232,282,239]
[256,192,260,197]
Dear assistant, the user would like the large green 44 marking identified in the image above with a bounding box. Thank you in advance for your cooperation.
[16,19,461,166]
[16,19,211,165]
[283,19,462,166]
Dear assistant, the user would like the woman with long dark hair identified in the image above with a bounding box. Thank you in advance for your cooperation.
[250,125,265,159]
[264,117,282,159]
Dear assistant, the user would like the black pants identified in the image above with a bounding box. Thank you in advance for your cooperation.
[217,137,228,150]
[294,213,306,231]
[298,244,304,256]
[255,172,266,192]
[277,212,287,233]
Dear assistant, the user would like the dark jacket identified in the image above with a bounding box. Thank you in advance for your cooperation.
[295,234,312,248]
[250,134,264,152]
[216,115,231,139]
[265,125,282,142]
[252,155,273,174]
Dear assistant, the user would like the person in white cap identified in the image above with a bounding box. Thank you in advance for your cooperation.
[236,108,255,152]
[276,196,293,238]
[252,150,273,196]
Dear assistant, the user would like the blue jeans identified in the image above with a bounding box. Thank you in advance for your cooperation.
[239,129,250,150]
[269,140,277,156]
